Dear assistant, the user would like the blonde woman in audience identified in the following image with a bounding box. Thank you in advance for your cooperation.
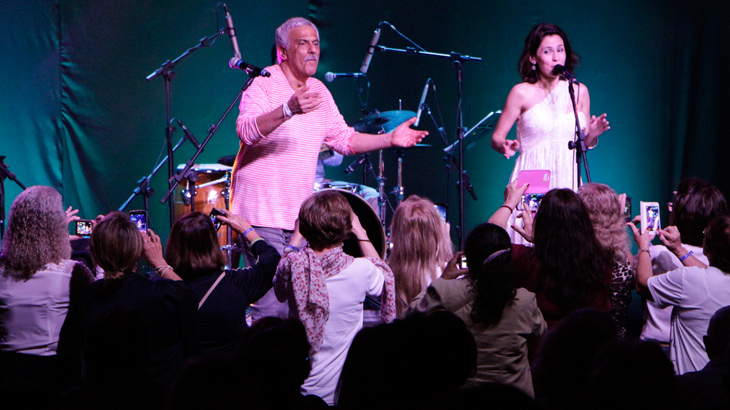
[388,195,454,317]
[578,183,634,337]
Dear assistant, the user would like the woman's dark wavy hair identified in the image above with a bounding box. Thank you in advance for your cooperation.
[518,23,580,84]
[165,212,226,280]
[465,223,515,327]
[669,178,728,247]
[704,215,730,273]
[532,189,611,310]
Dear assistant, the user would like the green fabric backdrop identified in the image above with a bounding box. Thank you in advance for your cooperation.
[1,0,728,240]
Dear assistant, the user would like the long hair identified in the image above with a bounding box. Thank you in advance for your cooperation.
[518,23,580,84]
[704,215,730,273]
[578,183,631,263]
[165,212,226,280]
[0,186,71,280]
[670,178,728,247]
[464,223,515,327]
[388,195,454,316]
[90,212,143,283]
[532,189,611,310]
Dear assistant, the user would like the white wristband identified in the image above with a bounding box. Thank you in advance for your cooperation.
[282,102,293,118]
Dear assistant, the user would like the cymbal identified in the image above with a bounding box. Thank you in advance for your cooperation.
[351,110,416,134]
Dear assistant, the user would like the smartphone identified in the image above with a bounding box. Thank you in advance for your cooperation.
[129,210,148,233]
[209,208,225,231]
[518,193,544,213]
[434,203,447,222]
[75,219,93,238]
[459,255,468,269]
[640,201,661,234]
[623,197,632,223]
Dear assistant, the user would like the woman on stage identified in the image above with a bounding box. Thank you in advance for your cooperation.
[490,23,610,243]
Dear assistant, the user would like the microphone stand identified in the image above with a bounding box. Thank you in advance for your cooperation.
[376,45,482,247]
[146,29,225,229]
[0,156,27,240]
[566,80,591,186]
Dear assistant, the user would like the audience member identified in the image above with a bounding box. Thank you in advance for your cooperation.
[676,305,730,409]
[236,317,327,410]
[489,181,613,325]
[388,195,454,316]
[578,182,635,337]
[141,210,280,355]
[533,308,618,409]
[59,212,199,387]
[640,178,727,347]
[407,223,546,397]
[274,189,395,405]
[336,310,476,410]
[631,214,730,374]
[0,186,94,406]
[588,339,677,410]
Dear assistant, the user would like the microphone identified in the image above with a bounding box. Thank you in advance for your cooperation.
[360,23,382,73]
[552,64,577,83]
[344,154,368,175]
[230,58,271,77]
[324,72,366,82]
[173,118,201,150]
[414,78,431,127]
[222,4,241,60]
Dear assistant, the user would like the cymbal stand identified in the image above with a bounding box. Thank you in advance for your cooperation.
[377,150,387,226]
[392,150,405,206]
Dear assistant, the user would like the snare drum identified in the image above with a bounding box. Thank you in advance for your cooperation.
[319,188,387,259]
[317,182,360,194]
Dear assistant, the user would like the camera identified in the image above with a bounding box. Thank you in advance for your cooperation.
[74,220,93,238]
[640,201,661,234]
[129,210,148,233]
[209,208,226,231]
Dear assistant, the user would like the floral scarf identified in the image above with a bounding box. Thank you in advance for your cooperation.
[276,246,396,351]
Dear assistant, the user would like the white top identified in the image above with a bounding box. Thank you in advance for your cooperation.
[641,244,708,343]
[0,259,79,355]
[507,81,586,244]
[301,258,384,405]
[648,265,730,374]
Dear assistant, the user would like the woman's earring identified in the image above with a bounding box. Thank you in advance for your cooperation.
[531,62,536,71]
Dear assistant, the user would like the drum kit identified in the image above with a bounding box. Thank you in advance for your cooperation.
[172,109,429,263]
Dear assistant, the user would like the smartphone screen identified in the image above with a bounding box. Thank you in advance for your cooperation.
[623,197,632,223]
[129,210,148,233]
[209,208,225,231]
[518,193,544,213]
[434,204,447,222]
[459,255,468,269]
[640,201,661,233]
[75,220,93,238]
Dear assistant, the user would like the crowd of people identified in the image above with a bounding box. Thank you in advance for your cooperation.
[2,16,729,410]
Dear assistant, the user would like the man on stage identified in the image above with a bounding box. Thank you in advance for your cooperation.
[231,17,427,320]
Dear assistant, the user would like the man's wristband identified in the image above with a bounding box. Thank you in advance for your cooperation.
[282,103,293,118]
[680,250,694,262]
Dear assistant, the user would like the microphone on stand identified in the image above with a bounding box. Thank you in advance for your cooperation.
[344,154,368,175]
[552,64,578,83]
[222,4,241,60]
[173,118,201,150]
[414,78,431,127]
[324,72,366,82]
[360,23,382,73]
[230,58,271,77]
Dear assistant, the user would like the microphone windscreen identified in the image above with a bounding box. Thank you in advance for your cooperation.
[552,64,566,75]
[324,72,335,82]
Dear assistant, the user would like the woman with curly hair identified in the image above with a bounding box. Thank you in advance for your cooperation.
[489,181,613,326]
[0,186,93,400]
[578,182,634,337]
[388,195,454,316]
[407,223,546,397]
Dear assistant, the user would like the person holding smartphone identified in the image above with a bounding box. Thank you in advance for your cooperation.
[489,23,610,244]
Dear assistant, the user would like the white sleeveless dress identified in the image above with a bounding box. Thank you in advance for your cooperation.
[507,81,586,244]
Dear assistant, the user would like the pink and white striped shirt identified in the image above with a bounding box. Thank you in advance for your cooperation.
[231,65,356,230]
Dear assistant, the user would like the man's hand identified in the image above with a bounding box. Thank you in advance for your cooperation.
[288,85,322,115]
[391,117,428,147]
